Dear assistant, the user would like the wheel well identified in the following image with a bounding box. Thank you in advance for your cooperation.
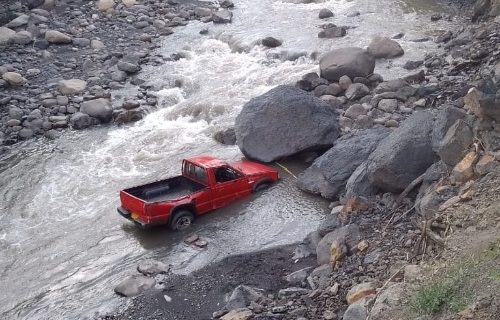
[170,204,196,220]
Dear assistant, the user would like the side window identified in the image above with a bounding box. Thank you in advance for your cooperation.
[184,162,208,185]
[215,166,241,183]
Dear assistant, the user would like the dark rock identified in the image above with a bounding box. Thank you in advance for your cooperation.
[318,213,341,237]
[366,111,436,193]
[220,0,234,8]
[70,112,92,130]
[122,100,140,110]
[80,98,113,123]
[403,60,423,70]
[117,61,141,74]
[297,128,390,199]
[318,26,346,38]
[235,85,339,162]
[319,8,334,19]
[367,37,404,59]
[214,128,236,145]
[431,106,467,152]
[261,37,282,48]
[345,161,379,199]
[319,47,375,82]
[225,285,265,311]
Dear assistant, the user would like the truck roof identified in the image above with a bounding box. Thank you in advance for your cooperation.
[185,156,228,168]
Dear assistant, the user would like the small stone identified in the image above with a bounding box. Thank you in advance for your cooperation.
[323,310,337,319]
[261,36,282,48]
[378,99,398,112]
[11,31,33,45]
[97,0,115,11]
[356,240,369,252]
[6,14,30,28]
[345,83,370,101]
[345,104,367,119]
[122,100,140,110]
[45,30,72,44]
[58,79,87,95]
[114,275,155,297]
[2,72,26,86]
[194,239,208,247]
[117,61,140,74]
[475,154,496,175]
[184,233,199,244]
[221,308,253,320]
[91,39,105,50]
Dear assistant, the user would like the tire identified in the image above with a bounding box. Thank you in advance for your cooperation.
[254,182,271,192]
[170,210,194,231]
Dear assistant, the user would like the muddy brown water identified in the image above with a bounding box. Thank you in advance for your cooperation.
[0,0,463,319]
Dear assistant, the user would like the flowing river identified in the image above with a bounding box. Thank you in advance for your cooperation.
[0,0,462,319]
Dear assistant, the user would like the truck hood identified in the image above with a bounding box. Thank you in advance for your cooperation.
[232,160,277,176]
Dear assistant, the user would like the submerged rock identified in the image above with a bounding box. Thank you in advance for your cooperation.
[114,275,155,297]
[367,37,404,58]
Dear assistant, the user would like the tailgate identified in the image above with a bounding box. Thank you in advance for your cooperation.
[120,190,146,215]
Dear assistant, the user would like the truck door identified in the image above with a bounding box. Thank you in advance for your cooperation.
[212,166,247,209]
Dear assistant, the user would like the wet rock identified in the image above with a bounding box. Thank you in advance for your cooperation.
[451,151,477,183]
[212,10,233,24]
[221,308,253,320]
[345,83,370,101]
[194,7,212,17]
[225,285,265,310]
[373,79,408,94]
[367,37,404,59]
[436,120,473,166]
[318,26,346,38]
[2,72,26,86]
[319,47,375,82]
[122,99,140,110]
[346,282,378,305]
[45,30,72,44]
[366,111,436,193]
[319,8,334,19]
[214,128,236,145]
[0,27,15,44]
[58,79,87,95]
[80,98,113,123]
[137,260,170,276]
[220,0,235,8]
[70,112,92,130]
[297,128,389,199]
[235,85,339,162]
[316,224,360,265]
[404,60,423,70]
[261,36,282,48]
[114,275,156,297]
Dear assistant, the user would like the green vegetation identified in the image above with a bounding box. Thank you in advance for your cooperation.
[409,240,500,317]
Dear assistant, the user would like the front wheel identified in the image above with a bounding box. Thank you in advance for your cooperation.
[254,182,271,192]
[170,210,194,231]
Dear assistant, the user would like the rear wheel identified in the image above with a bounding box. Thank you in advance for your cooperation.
[254,182,271,192]
[170,210,194,231]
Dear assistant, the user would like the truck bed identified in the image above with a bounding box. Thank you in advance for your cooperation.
[124,176,206,203]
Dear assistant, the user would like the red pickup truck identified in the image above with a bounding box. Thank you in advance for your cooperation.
[117,156,279,230]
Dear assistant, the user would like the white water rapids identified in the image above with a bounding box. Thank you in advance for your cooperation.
[0,0,461,318]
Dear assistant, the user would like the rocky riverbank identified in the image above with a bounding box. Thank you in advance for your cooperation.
[97,1,500,320]
[0,0,234,150]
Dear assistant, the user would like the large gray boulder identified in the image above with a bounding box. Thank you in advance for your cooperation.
[316,224,360,265]
[319,47,375,82]
[70,112,92,130]
[366,111,436,193]
[0,27,15,44]
[297,128,390,199]
[80,98,113,123]
[235,85,339,162]
[367,37,404,59]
